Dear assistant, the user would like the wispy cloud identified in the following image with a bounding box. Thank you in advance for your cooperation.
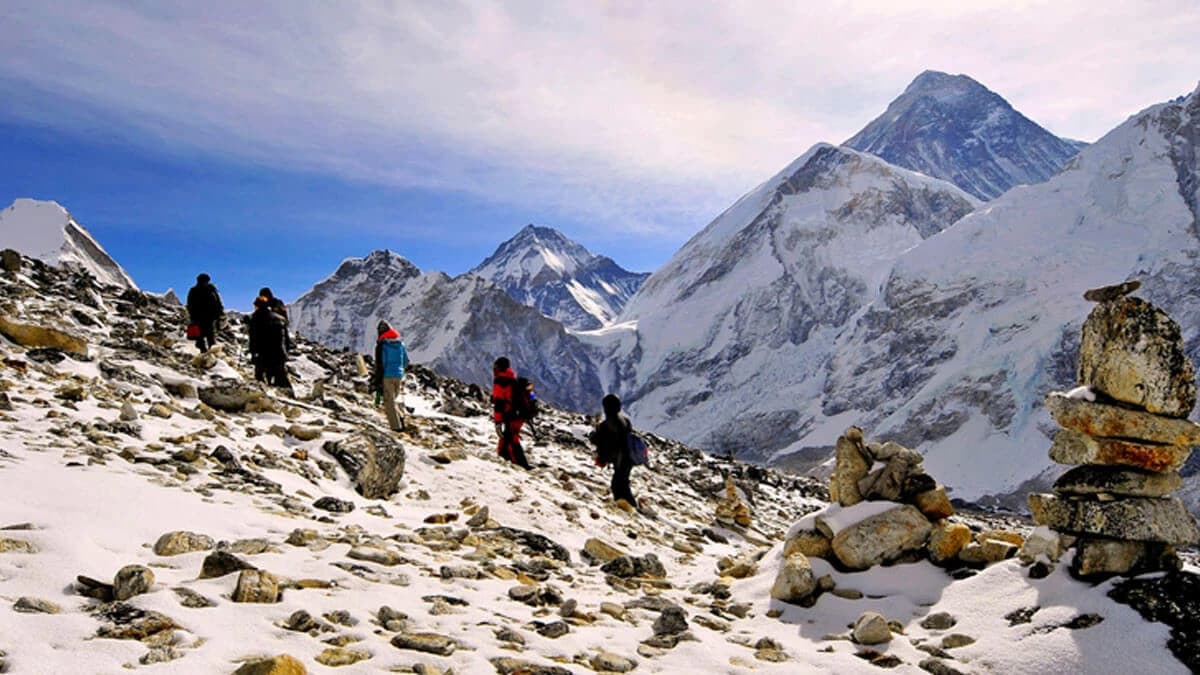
[2,0,1197,238]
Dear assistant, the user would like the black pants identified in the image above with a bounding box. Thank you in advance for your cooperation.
[255,360,291,390]
[194,321,218,352]
[611,453,637,508]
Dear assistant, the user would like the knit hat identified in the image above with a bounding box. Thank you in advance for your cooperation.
[493,357,510,372]
[377,319,391,334]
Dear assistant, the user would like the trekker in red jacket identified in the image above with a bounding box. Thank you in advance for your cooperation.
[492,357,532,469]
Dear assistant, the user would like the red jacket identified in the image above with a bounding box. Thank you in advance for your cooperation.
[492,367,516,423]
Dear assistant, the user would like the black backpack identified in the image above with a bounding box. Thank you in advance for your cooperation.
[511,376,539,421]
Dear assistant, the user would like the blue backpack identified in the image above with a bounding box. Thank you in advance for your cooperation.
[380,339,409,378]
[627,432,649,465]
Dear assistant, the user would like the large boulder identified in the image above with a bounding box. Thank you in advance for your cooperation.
[1048,429,1191,473]
[831,427,871,507]
[323,430,406,500]
[0,316,88,357]
[1054,465,1182,498]
[831,504,932,570]
[783,528,831,560]
[1045,395,1200,447]
[1078,296,1196,418]
[770,553,816,604]
[1029,494,1200,545]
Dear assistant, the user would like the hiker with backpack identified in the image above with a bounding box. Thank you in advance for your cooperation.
[492,356,533,469]
[588,393,645,510]
[185,273,224,353]
[247,295,291,391]
[372,320,410,432]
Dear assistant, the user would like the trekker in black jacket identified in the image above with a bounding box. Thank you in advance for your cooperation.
[588,394,638,509]
[248,295,291,390]
[186,273,224,353]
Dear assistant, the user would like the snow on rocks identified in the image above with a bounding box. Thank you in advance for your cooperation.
[1032,282,1200,578]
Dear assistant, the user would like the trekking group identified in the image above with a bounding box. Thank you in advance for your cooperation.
[185,272,647,512]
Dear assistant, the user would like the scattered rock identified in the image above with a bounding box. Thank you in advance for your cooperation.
[0,316,88,357]
[113,564,155,601]
[153,530,215,556]
[927,520,972,565]
[602,553,666,579]
[323,430,407,500]
[232,569,280,603]
[770,552,817,604]
[13,596,60,614]
[93,602,179,642]
[941,633,975,649]
[233,654,307,674]
[314,647,370,667]
[172,586,215,608]
[313,496,355,513]
[920,612,957,630]
[390,632,457,656]
[852,612,891,645]
[583,537,627,564]
[199,550,255,579]
[0,538,36,554]
[198,380,273,413]
[489,657,573,675]
[590,650,637,672]
[534,620,570,638]
[653,606,689,635]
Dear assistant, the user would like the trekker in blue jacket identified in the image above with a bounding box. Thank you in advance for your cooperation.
[371,320,410,431]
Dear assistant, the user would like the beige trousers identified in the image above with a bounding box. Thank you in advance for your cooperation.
[382,377,405,431]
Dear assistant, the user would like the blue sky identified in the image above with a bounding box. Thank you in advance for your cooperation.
[2,1,1199,308]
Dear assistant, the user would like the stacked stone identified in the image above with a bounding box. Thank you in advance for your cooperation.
[1029,281,1200,577]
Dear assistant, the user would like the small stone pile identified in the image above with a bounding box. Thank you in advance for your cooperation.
[773,427,1027,607]
[1029,281,1200,578]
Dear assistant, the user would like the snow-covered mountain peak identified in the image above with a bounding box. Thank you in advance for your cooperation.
[471,225,648,330]
[0,198,137,289]
[902,70,989,103]
[846,71,1084,200]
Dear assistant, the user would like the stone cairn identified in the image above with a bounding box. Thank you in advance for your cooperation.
[1029,280,1200,578]
[772,427,1026,608]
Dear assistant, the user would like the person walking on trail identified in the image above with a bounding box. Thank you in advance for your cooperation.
[372,320,410,432]
[492,357,532,470]
[257,287,288,322]
[248,295,291,390]
[588,394,639,510]
[185,273,224,353]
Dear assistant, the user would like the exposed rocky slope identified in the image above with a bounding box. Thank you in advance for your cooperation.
[471,225,649,331]
[0,250,1197,674]
[846,71,1085,200]
[289,250,602,412]
[0,198,137,289]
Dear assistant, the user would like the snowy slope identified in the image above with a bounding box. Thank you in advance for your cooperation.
[846,71,1084,200]
[614,144,977,461]
[811,81,1200,508]
[290,249,603,411]
[0,198,137,289]
[471,225,649,330]
[0,246,1195,675]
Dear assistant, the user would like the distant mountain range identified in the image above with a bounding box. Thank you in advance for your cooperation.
[470,225,648,331]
